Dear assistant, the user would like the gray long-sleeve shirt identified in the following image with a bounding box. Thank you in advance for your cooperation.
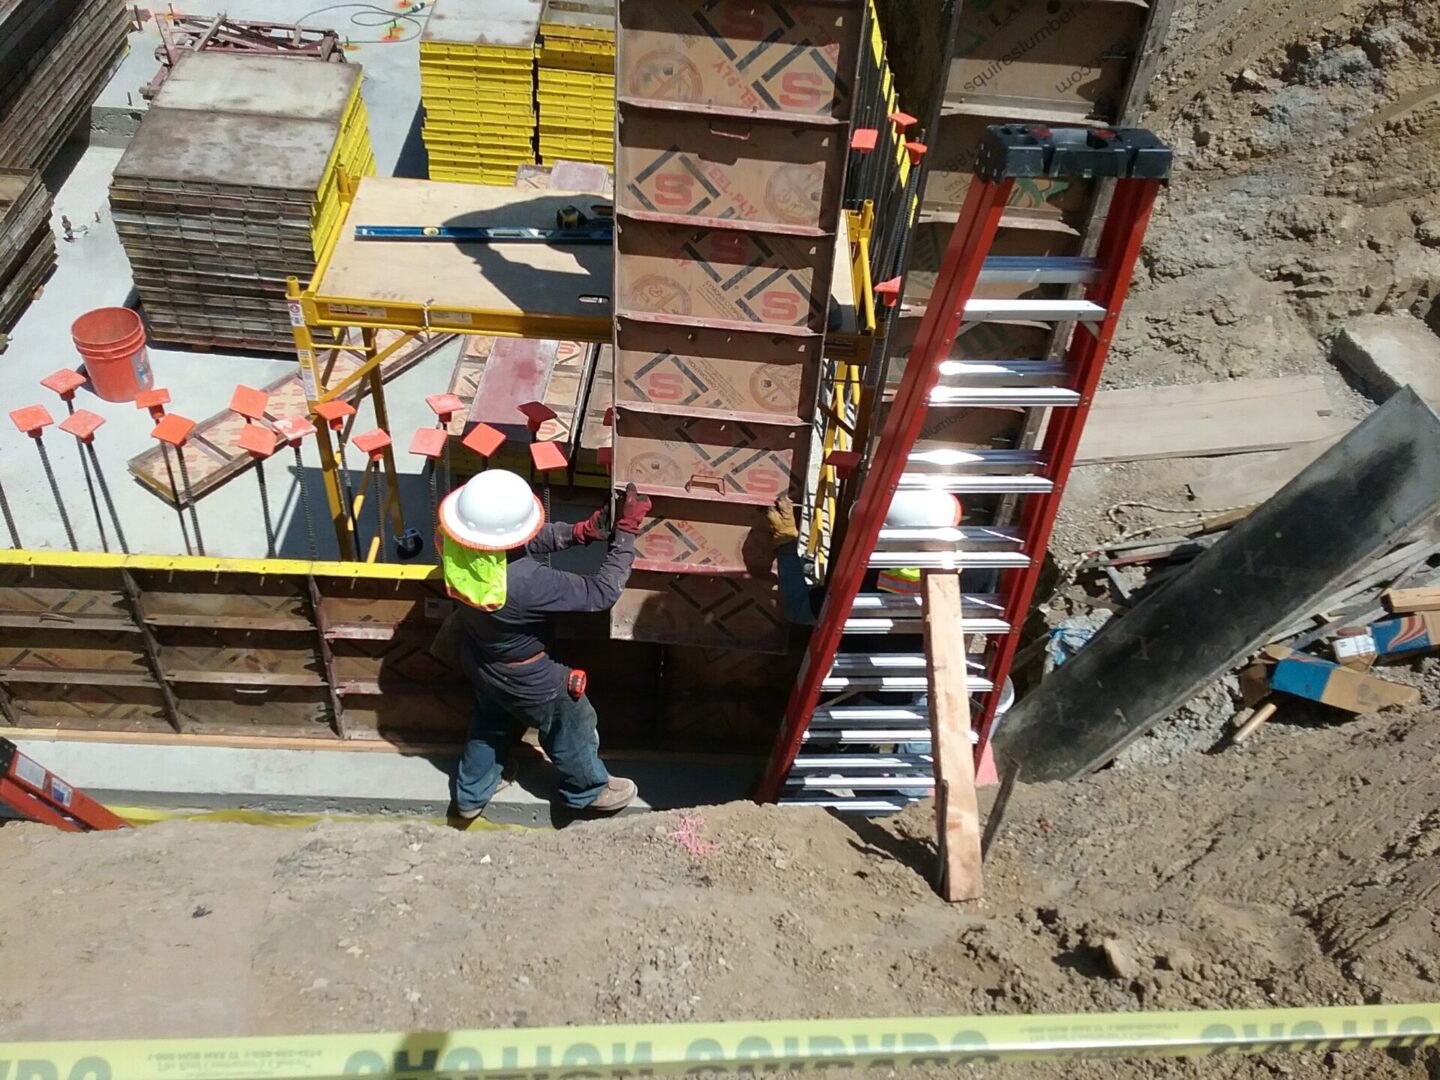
[456,523,637,705]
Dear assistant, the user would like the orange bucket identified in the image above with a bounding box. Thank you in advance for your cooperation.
[71,307,153,403]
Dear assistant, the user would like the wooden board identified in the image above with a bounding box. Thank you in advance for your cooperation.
[923,572,983,903]
[126,330,456,506]
[1186,434,1345,508]
[318,177,614,318]
[1384,586,1440,614]
[996,389,1440,781]
[1076,377,1348,465]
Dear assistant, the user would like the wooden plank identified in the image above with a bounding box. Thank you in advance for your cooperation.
[1187,435,1344,508]
[318,177,613,317]
[1076,377,1348,465]
[1385,586,1440,614]
[126,329,456,505]
[922,572,982,903]
[997,389,1440,781]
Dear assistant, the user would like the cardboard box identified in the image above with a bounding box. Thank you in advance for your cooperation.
[1331,630,1378,670]
[1367,611,1440,657]
[1270,651,1420,714]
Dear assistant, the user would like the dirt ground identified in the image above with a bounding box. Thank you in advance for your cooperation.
[1038,0,1440,767]
[1055,0,1440,555]
[2,704,1437,1078]
[2,2,1438,1076]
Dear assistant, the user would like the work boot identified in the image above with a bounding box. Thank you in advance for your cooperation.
[586,776,637,813]
[449,760,519,823]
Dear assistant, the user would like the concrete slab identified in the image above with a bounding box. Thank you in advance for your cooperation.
[0,4,445,559]
[6,734,758,825]
[1332,313,1440,409]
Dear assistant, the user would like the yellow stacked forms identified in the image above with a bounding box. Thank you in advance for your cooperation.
[536,0,615,166]
[421,0,541,185]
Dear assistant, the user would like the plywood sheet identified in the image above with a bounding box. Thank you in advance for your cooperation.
[319,176,614,317]
[1186,435,1347,508]
[1076,377,1348,465]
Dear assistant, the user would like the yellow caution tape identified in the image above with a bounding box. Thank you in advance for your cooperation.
[3,1004,1438,1078]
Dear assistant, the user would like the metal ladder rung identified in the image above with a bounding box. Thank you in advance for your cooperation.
[901,448,1052,495]
[876,524,1023,548]
[978,255,1100,285]
[844,613,1011,633]
[868,551,1029,570]
[792,754,932,770]
[822,664,994,691]
[897,474,1054,494]
[778,794,914,812]
[849,592,1005,617]
[784,775,938,790]
[930,386,1080,407]
[809,705,929,725]
[907,448,1044,469]
[963,298,1107,322]
[937,359,1068,383]
[802,728,933,743]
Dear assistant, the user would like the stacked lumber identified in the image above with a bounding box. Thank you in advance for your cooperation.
[421,0,540,184]
[0,168,57,335]
[537,0,614,166]
[109,52,375,351]
[0,0,130,172]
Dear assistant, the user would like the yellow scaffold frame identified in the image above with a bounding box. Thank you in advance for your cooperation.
[286,170,876,563]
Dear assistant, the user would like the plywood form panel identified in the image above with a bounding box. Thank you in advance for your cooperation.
[616,0,860,119]
[611,0,863,651]
[616,110,844,230]
[614,319,819,422]
[947,0,1146,120]
[611,569,790,654]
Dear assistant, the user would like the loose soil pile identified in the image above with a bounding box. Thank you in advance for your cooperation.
[2,705,1437,1078]
[1057,0,1440,553]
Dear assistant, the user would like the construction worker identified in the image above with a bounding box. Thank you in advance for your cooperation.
[437,469,652,819]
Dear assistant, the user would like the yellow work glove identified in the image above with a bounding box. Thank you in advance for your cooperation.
[767,495,800,547]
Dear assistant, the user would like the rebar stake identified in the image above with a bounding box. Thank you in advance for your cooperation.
[274,415,320,561]
[57,408,125,554]
[174,445,204,556]
[11,406,76,551]
[44,371,108,553]
[84,442,130,554]
[0,479,20,548]
[159,444,192,555]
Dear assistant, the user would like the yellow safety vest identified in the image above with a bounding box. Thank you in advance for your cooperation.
[441,537,508,610]
[876,566,921,596]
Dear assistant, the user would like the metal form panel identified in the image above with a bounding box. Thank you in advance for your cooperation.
[611,0,864,651]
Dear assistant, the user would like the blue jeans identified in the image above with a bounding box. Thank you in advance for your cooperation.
[456,692,610,811]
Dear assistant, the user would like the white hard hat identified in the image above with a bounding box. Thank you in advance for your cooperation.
[439,469,544,551]
[885,490,961,529]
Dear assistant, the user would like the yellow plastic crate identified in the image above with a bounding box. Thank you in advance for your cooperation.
[421,41,535,62]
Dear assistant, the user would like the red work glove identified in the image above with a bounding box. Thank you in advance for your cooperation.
[572,506,610,545]
[615,483,652,534]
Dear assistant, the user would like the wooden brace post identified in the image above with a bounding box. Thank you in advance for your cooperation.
[922,571,983,902]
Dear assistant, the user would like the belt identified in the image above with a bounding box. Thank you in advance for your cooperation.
[501,651,546,666]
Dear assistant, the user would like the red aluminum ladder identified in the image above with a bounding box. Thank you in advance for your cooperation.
[757,125,1172,808]
[0,737,128,831]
